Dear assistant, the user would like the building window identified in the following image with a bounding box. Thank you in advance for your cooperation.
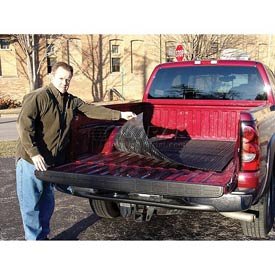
[209,42,219,58]
[112,45,119,54]
[0,39,10,49]
[165,41,176,62]
[109,39,123,73]
[47,43,55,55]
[47,56,57,74]
[111,58,120,72]
[46,43,57,73]
[0,40,17,76]
[211,42,219,52]
[166,46,175,62]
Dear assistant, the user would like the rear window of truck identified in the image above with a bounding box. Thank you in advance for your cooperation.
[148,66,267,100]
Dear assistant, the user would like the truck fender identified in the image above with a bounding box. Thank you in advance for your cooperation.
[256,133,275,202]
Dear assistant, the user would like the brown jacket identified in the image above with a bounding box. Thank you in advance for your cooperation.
[16,83,121,165]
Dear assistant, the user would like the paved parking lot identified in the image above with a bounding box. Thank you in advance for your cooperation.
[2,157,275,241]
[0,156,96,240]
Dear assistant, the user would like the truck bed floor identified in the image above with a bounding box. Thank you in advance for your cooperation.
[52,151,235,188]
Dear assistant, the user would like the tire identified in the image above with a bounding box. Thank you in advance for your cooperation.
[241,181,274,238]
[89,199,120,219]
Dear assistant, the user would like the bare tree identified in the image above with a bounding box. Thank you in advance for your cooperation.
[13,34,60,91]
[69,34,128,102]
[182,34,252,60]
[71,34,106,101]
[11,34,255,100]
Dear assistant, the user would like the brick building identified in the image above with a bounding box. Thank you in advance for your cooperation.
[1,34,275,103]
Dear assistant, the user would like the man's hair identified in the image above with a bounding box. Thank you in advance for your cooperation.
[51,62,73,75]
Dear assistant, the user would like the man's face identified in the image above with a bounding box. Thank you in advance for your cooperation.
[51,67,73,94]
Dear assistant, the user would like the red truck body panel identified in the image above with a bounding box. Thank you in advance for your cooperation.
[147,103,257,141]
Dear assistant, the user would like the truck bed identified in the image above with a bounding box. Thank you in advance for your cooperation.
[37,100,264,199]
[36,149,236,198]
[35,103,243,198]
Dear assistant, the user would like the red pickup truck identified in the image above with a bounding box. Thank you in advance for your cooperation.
[36,60,275,238]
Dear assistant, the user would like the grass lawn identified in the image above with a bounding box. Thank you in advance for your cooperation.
[0,140,17,157]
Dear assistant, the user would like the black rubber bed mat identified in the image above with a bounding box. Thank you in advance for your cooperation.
[114,113,235,172]
[152,139,235,172]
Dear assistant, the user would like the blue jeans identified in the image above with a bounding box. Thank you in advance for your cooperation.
[16,158,55,240]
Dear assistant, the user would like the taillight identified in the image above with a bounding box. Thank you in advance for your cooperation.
[241,124,260,171]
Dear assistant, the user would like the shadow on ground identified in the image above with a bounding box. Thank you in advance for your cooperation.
[52,214,100,240]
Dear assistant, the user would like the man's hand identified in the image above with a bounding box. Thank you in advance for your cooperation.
[120,111,137,120]
[31,154,48,171]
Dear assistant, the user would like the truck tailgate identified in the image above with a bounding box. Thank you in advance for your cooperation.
[36,151,236,198]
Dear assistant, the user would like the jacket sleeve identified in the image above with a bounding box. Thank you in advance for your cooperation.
[16,93,40,158]
[75,97,121,120]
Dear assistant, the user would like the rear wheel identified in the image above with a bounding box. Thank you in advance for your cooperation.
[89,199,120,219]
[241,182,274,238]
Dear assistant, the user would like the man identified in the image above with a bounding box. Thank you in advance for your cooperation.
[16,61,136,240]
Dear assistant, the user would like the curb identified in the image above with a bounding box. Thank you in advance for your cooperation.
[0,108,21,118]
